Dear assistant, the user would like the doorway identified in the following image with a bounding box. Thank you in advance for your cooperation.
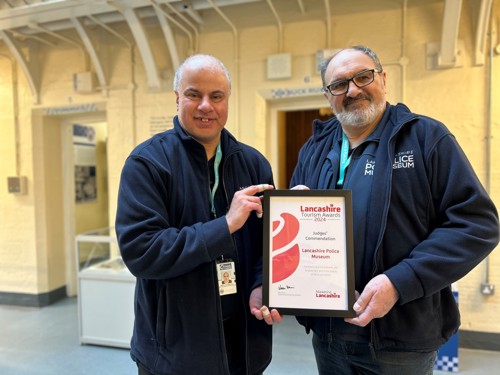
[61,114,109,296]
[262,93,329,189]
[282,109,332,187]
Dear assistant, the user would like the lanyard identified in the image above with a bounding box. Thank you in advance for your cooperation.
[210,141,223,216]
[337,132,351,186]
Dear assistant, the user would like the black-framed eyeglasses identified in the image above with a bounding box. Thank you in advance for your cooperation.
[324,69,382,96]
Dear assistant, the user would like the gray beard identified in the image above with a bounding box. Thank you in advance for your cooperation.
[336,101,385,127]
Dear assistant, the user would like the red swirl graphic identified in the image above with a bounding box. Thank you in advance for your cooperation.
[272,213,300,283]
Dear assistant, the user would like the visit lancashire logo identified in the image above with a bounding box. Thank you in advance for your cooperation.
[271,213,300,283]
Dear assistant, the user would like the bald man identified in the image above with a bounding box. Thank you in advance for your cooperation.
[116,55,281,375]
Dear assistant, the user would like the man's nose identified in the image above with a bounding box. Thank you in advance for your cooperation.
[346,79,362,96]
[198,96,213,111]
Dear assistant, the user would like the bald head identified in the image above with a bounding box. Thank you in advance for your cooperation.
[173,54,231,92]
[173,54,231,158]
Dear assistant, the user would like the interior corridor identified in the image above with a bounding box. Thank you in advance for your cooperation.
[0,297,498,375]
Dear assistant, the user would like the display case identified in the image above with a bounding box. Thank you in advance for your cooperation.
[76,227,135,348]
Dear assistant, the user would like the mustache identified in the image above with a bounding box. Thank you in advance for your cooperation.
[343,94,371,107]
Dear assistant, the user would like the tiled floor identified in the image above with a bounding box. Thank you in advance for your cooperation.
[0,297,498,374]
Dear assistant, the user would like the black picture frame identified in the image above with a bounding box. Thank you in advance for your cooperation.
[262,189,355,317]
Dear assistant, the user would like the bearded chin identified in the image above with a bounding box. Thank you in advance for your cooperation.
[336,101,385,127]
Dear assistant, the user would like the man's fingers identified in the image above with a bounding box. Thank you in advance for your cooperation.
[257,183,273,193]
[243,184,274,194]
[270,309,282,324]
[259,306,282,325]
[290,184,310,190]
[260,306,270,317]
[245,184,273,218]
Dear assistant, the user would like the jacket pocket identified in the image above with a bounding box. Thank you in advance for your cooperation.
[155,282,167,347]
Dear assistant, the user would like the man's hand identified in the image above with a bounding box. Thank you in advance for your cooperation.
[290,185,310,191]
[344,274,399,327]
[225,184,274,233]
[249,286,283,325]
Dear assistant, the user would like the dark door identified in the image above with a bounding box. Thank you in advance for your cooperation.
[285,109,331,187]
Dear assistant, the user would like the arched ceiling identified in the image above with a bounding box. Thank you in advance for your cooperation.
[0,0,494,103]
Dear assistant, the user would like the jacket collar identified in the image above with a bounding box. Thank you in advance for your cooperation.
[172,115,242,157]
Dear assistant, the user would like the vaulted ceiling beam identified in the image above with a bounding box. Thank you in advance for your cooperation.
[437,0,463,68]
[0,29,39,103]
[153,5,181,69]
[114,3,162,90]
[473,0,493,66]
[27,21,88,69]
[71,16,107,90]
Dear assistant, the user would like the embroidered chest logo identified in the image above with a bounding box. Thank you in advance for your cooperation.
[393,150,415,169]
[364,159,375,176]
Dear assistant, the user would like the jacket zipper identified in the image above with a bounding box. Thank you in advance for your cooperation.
[221,150,252,375]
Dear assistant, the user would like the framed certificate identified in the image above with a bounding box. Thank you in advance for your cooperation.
[262,189,355,317]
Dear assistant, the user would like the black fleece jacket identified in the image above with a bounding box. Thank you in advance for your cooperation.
[116,116,274,374]
[291,103,499,351]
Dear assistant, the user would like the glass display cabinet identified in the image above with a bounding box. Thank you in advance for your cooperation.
[75,227,135,348]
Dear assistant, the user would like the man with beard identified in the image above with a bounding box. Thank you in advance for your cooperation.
[290,46,498,374]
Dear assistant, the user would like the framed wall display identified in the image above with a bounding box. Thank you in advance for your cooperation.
[262,189,355,317]
[73,124,97,203]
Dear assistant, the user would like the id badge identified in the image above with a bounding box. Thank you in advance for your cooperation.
[217,259,237,296]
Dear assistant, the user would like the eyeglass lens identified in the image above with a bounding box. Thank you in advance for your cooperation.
[327,69,375,96]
